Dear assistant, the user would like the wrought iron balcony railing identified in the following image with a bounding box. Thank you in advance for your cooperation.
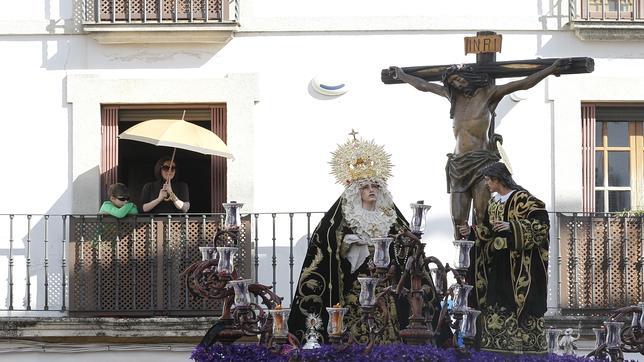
[1,211,641,318]
[82,0,239,24]
[0,211,324,317]
[558,212,644,314]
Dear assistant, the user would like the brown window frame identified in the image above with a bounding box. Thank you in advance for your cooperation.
[100,103,228,213]
[582,103,644,212]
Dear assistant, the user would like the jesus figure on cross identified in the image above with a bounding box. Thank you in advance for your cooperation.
[389,58,571,239]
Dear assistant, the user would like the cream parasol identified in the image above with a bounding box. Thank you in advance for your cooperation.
[118,118,234,162]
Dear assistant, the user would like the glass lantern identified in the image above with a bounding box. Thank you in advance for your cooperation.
[604,320,624,349]
[199,246,217,261]
[453,240,475,269]
[217,246,238,276]
[460,308,481,338]
[452,284,473,313]
[358,277,379,307]
[546,328,561,354]
[222,201,244,229]
[593,327,606,350]
[269,308,291,337]
[372,237,393,268]
[430,267,447,295]
[326,307,348,336]
[409,201,432,235]
[632,312,641,328]
[228,279,252,307]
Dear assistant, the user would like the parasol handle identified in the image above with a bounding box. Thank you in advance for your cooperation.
[167,148,177,186]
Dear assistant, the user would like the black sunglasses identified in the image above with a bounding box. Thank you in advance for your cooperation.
[116,196,130,201]
[161,165,176,171]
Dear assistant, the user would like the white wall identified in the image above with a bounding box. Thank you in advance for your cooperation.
[2,0,644,315]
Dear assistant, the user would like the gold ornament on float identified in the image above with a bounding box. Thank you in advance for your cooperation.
[330,130,392,186]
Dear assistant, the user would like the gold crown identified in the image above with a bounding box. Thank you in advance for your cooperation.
[330,133,392,185]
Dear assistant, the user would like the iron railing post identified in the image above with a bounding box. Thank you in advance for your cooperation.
[43,215,49,311]
[289,213,294,303]
[8,215,14,311]
[61,215,67,311]
[26,215,32,311]
[271,213,277,293]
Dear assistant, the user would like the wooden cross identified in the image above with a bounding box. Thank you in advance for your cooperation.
[381,31,595,238]
[381,31,594,84]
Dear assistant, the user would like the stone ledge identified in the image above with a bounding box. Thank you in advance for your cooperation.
[545,314,609,336]
[570,20,644,41]
[0,317,220,343]
[83,23,238,44]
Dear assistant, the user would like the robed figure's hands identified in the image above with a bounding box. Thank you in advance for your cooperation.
[342,234,371,274]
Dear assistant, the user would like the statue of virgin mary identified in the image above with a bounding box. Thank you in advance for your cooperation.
[288,133,448,345]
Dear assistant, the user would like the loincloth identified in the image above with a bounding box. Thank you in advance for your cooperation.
[445,150,500,193]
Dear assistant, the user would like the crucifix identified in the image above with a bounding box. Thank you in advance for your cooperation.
[382,31,594,239]
[349,128,359,140]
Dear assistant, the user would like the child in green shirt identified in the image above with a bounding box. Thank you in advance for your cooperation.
[99,183,139,218]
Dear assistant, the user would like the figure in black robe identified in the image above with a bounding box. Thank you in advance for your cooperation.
[466,162,549,353]
[288,181,449,345]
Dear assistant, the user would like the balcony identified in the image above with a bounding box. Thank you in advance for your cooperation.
[81,0,240,44]
[554,212,644,330]
[1,211,642,340]
[569,0,644,40]
[0,211,324,341]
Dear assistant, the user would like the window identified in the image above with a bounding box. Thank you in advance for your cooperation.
[582,104,644,212]
[580,0,644,20]
[101,104,228,213]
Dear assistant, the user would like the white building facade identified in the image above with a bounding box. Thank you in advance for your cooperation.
[1,0,643,359]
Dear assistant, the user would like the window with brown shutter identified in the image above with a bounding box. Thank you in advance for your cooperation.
[582,103,644,212]
[100,104,228,213]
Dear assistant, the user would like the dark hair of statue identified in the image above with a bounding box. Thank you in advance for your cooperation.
[441,65,492,119]
[481,162,524,191]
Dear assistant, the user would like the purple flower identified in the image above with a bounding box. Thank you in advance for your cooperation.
[191,343,596,362]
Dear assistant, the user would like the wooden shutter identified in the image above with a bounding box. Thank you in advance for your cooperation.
[211,105,227,213]
[581,104,596,213]
[101,106,119,202]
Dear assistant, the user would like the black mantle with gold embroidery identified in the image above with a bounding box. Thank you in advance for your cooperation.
[469,190,549,353]
[287,197,411,344]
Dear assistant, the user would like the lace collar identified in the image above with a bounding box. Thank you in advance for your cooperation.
[492,190,515,203]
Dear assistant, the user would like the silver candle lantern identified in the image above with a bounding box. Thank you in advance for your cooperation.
[216,246,238,277]
[604,320,624,349]
[409,201,431,235]
[452,240,475,270]
[593,327,606,350]
[371,237,393,269]
[326,306,348,337]
[269,308,291,338]
[222,201,244,228]
[199,246,217,261]
[229,278,252,307]
[452,284,473,313]
[460,308,481,338]
[546,328,562,354]
[430,267,447,295]
[358,277,379,307]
